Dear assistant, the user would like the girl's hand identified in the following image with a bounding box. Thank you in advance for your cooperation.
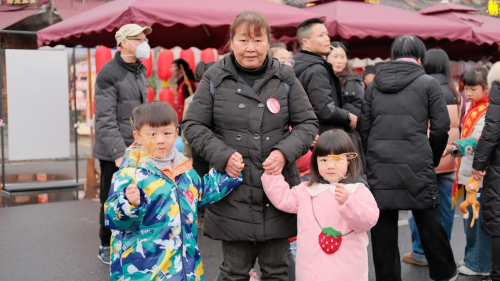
[442,144,453,158]
[472,168,486,180]
[310,134,319,148]
[125,184,141,207]
[334,183,349,205]
[263,150,286,175]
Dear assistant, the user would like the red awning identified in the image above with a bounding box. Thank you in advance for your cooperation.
[0,9,38,30]
[37,0,323,49]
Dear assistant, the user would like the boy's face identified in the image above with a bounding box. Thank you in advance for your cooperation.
[133,122,178,158]
[465,85,489,104]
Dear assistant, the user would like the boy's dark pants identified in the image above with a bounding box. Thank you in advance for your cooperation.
[220,238,290,281]
[99,159,119,247]
[492,236,500,281]
[371,208,456,281]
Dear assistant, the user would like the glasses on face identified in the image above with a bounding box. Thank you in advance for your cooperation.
[318,153,358,168]
[128,38,149,43]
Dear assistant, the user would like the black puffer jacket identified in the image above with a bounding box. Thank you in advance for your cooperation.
[293,50,351,134]
[342,74,364,118]
[93,52,148,161]
[182,54,318,242]
[472,81,500,236]
[359,61,450,210]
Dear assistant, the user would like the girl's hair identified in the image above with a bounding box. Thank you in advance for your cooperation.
[462,66,489,88]
[423,49,461,108]
[328,41,353,87]
[226,11,272,52]
[308,130,362,186]
[391,35,426,64]
[133,101,178,131]
[173,59,195,81]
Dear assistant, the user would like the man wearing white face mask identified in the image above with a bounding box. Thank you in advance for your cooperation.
[93,23,152,264]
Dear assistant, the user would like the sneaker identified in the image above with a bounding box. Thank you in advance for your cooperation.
[481,276,493,281]
[458,260,465,267]
[98,245,111,265]
[402,252,428,266]
[458,265,489,276]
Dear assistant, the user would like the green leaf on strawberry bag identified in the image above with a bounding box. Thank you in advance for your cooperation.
[322,227,342,239]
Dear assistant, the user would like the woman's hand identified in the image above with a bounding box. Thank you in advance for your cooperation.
[263,150,286,175]
[472,168,486,180]
[310,134,319,148]
[125,184,141,207]
[334,183,349,205]
[225,152,245,178]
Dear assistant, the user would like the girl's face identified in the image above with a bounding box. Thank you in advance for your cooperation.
[231,24,270,69]
[328,47,347,74]
[317,154,349,184]
[465,84,489,103]
[133,123,179,158]
[171,64,181,79]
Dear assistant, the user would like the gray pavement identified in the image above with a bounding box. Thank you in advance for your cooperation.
[0,199,489,281]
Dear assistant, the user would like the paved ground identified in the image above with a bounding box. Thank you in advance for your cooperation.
[0,199,489,281]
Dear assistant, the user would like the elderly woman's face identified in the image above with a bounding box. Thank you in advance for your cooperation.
[231,24,269,69]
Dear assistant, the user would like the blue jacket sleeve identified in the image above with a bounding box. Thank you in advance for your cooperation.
[104,167,151,232]
[195,168,243,207]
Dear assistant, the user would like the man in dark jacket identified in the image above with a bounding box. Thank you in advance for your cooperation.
[472,79,500,281]
[293,18,358,135]
[359,36,457,281]
[93,23,151,264]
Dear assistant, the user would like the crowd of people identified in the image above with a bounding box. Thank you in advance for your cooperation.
[92,11,500,281]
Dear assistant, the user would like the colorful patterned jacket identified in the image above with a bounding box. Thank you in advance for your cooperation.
[104,148,242,281]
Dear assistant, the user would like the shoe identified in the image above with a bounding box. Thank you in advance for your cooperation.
[481,276,493,281]
[402,252,428,266]
[458,260,465,267]
[458,265,489,276]
[98,245,111,265]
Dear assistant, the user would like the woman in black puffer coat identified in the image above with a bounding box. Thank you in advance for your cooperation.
[472,62,500,281]
[359,35,457,281]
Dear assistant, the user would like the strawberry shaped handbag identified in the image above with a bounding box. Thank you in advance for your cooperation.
[312,197,353,255]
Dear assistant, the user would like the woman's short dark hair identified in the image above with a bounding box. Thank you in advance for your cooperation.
[132,101,178,131]
[391,35,427,64]
[462,66,489,88]
[423,49,461,107]
[308,129,362,186]
[226,11,272,52]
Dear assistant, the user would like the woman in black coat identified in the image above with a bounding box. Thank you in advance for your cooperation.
[472,64,500,281]
[359,36,457,281]
[327,41,365,171]
[182,11,318,281]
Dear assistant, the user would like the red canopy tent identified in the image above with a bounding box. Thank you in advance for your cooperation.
[37,0,322,49]
[280,0,498,61]
[419,3,500,47]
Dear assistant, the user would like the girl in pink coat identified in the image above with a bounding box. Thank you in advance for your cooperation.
[262,129,379,281]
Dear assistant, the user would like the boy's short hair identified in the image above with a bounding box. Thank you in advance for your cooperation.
[297,18,324,47]
[132,101,178,131]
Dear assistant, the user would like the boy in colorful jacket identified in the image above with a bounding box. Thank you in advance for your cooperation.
[104,101,242,281]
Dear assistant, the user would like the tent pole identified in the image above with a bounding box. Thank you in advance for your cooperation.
[72,48,79,183]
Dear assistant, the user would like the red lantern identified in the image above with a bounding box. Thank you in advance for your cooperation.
[158,88,175,108]
[141,51,153,78]
[180,48,195,73]
[147,87,155,102]
[95,46,112,74]
[157,49,174,81]
[200,48,216,63]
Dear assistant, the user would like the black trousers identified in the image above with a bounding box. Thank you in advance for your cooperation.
[99,159,119,247]
[492,236,500,281]
[371,208,456,281]
[220,239,290,281]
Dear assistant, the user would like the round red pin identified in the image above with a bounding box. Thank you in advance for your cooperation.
[267,98,280,114]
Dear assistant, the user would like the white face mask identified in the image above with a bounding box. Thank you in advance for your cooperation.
[119,31,150,59]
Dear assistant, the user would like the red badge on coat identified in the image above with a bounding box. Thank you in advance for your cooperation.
[185,190,194,205]
[267,98,280,114]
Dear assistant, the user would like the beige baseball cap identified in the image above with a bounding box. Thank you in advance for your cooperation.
[115,24,152,46]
